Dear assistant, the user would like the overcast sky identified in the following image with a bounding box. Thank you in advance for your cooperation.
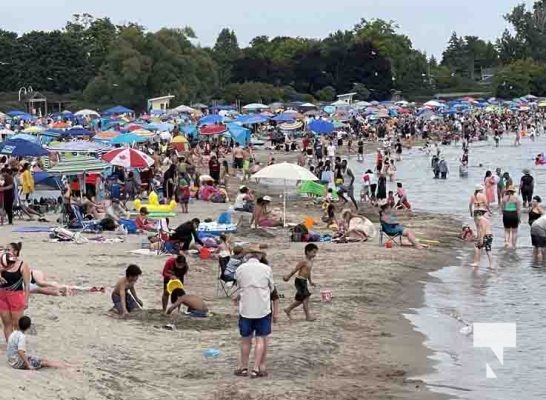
[1,0,536,57]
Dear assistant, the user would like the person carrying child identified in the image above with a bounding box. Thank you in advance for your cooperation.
[111,264,143,318]
[7,316,65,370]
[283,243,318,321]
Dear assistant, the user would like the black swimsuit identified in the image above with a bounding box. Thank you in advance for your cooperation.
[529,209,542,226]
[0,261,24,291]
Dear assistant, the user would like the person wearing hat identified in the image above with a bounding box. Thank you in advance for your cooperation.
[519,168,534,208]
[250,196,282,228]
[501,185,522,249]
[469,184,490,237]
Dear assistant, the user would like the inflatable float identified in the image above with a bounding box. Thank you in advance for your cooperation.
[197,222,237,236]
[133,192,177,213]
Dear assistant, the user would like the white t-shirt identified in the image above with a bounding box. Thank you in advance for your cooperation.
[234,193,246,209]
[327,145,336,157]
[234,258,273,319]
[7,331,26,368]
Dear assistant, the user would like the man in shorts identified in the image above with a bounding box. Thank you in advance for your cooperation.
[233,252,274,379]
[531,214,546,260]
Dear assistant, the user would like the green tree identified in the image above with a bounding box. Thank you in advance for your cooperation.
[213,28,240,88]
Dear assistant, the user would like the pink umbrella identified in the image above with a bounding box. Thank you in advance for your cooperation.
[102,148,154,169]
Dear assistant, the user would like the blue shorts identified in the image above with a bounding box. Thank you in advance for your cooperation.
[239,314,272,337]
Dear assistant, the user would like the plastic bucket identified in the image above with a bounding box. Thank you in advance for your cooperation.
[166,279,184,294]
[200,247,211,259]
[385,240,393,249]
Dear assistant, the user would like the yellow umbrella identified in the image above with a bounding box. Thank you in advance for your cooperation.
[172,135,188,143]
[538,101,546,108]
[23,126,44,134]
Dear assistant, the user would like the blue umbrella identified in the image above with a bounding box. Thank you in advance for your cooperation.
[111,133,148,145]
[64,127,93,137]
[181,124,197,135]
[0,139,49,156]
[103,105,134,115]
[272,114,295,122]
[308,119,334,134]
[235,115,269,125]
[199,115,223,125]
[11,133,39,143]
[7,110,27,117]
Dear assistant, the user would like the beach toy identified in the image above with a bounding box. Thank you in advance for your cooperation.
[134,193,177,214]
[320,289,333,303]
[385,240,393,249]
[303,216,316,230]
[204,348,221,358]
[200,247,212,260]
[166,279,184,294]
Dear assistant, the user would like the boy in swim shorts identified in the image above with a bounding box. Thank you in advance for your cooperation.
[111,264,143,318]
[283,243,318,321]
[471,214,494,269]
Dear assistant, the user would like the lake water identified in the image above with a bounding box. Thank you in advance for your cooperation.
[354,136,546,399]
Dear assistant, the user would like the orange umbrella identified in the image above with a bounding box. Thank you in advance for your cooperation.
[171,135,189,151]
[52,121,69,128]
[94,131,120,139]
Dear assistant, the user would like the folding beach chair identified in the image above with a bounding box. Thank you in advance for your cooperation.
[379,223,403,246]
[216,257,238,297]
[69,205,102,233]
[155,219,180,255]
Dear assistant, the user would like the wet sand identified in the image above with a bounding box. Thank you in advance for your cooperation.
[0,193,461,400]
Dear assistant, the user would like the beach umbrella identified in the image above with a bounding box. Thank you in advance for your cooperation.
[309,119,334,134]
[74,109,100,117]
[23,126,44,134]
[64,127,93,137]
[538,101,546,108]
[111,133,148,145]
[132,128,155,137]
[47,157,110,175]
[11,133,39,143]
[199,115,224,125]
[103,105,134,115]
[0,138,49,157]
[171,135,189,151]
[236,115,269,125]
[300,102,317,108]
[252,162,318,226]
[279,121,303,131]
[102,148,154,169]
[93,131,119,140]
[174,105,197,114]
[272,114,295,122]
[242,103,268,111]
[200,124,228,136]
[51,121,69,129]
[47,141,111,153]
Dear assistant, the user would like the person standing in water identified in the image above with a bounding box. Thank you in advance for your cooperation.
[469,184,490,237]
[519,169,534,208]
[484,171,496,206]
[471,213,494,269]
[501,186,522,249]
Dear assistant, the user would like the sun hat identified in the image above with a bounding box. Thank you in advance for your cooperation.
[262,195,272,201]
[475,184,484,191]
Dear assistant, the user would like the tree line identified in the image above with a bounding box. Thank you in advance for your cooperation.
[1,2,546,111]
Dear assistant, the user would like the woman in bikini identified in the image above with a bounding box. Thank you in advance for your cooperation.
[469,184,490,237]
[250,196,282,228]
[0,242,30,341]
[501,186,522,249]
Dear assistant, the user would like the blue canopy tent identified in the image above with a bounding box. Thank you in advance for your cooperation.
[103,105,134,115]
[32,171,57,188]
[226,123,251,146]
[308,119,334,135]
[7,110,27,117]
[0,139,49,157]
[199,115,224,125]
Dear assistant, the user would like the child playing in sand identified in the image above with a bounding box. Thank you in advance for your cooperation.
[166,288,209,317]
[111,264,143,318]
[7,316,65,370]
[283,243,318,321]
[471,213,494,269]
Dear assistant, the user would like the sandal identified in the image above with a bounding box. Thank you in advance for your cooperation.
[234,368,248,377]
[250,369,268,379]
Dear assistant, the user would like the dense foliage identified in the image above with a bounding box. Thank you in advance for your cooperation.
[1,3,546,110]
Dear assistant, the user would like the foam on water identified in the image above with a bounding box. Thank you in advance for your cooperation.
[352,137,546,399]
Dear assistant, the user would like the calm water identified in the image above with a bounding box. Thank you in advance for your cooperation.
[353,136,546,399]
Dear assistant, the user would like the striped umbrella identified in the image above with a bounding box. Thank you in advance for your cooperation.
[279,121,303,131]
[47,157,110,174]
[102,148,154,169]
[132,128,155,137]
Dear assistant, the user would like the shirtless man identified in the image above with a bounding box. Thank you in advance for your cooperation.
[233,143,244,171]
[111,264,143,318]
[471,213,494,269]
[283,243,318,321]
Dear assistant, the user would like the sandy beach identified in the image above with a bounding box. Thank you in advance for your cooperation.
[0,166,462,400]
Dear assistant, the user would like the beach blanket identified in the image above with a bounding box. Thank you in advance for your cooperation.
[13,226,53,233]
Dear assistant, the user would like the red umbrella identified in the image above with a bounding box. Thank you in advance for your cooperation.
[102,148,154,169]
[199,124,228,136]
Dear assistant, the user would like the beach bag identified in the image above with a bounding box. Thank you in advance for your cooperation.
[119,219,138,234]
